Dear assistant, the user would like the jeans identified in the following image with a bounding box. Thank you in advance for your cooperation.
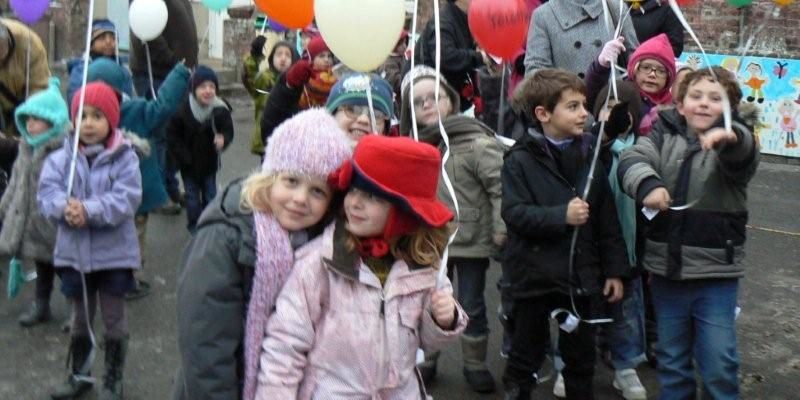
[183,172,217,232]
[447,257,489,337]
[651,276,739,400]
[606,275,648,370]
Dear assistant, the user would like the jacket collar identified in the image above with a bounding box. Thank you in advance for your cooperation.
[551,0,604,31]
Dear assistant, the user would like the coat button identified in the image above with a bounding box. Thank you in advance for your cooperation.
[576,288,586,295]
[574,41,582,49]
[593,39,603,48]
[578,72,585,79]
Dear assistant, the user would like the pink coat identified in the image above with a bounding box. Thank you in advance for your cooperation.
[255,222,467,399]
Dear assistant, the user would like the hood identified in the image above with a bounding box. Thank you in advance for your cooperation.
[417,114,494,146]
[15,77,70,148]
[627,34,676,105]
[196,179,257,267]
[399,67,461,136]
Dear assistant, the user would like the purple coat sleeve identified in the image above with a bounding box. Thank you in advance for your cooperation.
[37,150,69,223]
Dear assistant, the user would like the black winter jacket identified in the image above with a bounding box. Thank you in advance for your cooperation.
[168,98,234,181]
[630,0,685,57]
[259,73,303,144]
[501,130,629,299]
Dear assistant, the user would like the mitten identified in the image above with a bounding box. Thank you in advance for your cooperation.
[285,59,313,88]
[604,101,632,137]
[598,37,626,68]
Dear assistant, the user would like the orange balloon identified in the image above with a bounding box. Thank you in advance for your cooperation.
[255,0,314,29]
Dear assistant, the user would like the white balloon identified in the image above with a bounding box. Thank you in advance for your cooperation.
[315,0,405,72]
[129,0,169,42]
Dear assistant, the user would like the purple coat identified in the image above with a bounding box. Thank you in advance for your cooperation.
[38,129,142,272]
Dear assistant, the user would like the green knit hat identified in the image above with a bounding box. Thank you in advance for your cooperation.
[15,77,69,148]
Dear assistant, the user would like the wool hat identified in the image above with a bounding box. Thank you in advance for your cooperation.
[306,35,330,61]
[71,81,121,132]
[399,65,460,135]
[325,73,394,119]
[87,58,128,94]
[262,108,352,178]
[91,19,116,43]
[14,77,69,147]
[191,64,219,92]
[627,33,676,105]
[329,135,453,228]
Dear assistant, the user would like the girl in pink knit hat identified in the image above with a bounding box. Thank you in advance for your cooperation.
[173,108,353,400]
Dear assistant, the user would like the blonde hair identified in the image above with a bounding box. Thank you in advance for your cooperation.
[239,171,277,213]
[345,222,453,268]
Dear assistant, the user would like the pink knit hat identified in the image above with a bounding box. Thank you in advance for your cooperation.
[261,108,352,178]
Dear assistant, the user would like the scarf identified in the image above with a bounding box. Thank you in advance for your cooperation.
[189,94,227,124]
[242,211,295,400]
[298,70,336,109]
[608,134,637,267]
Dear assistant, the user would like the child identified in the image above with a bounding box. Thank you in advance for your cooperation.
[173,109,352,400]
[167,65,234,232]
[378,30,409,106]
[399,65,506,393]
[502,69,627,400]
[67,19,133,103]
[242,38,298,155]
[0,77,68,327]
[256,135,467,399]
[618,67,759,399]
[260,35,335,143]
[38,81,142,399]
[325,73,395,145]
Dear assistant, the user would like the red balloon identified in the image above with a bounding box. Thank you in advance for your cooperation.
[468,0,534,61]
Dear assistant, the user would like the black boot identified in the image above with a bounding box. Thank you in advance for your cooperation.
[51,336,94,400]
[462,335,496,393]
[99,336,128,400]
[18,298,52,327]
[417,351,439,386]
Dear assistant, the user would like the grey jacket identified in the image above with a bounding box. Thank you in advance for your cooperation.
[524,0,639,77]
[618,105,760,280]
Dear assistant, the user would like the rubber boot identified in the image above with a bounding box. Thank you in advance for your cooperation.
[99,336,128,400]
[417,351,440,386]
[18,298,52,327]
[462,335,496,393]
[51,336,94,400]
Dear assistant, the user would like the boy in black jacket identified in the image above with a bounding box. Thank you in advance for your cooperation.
[501,69,628,400]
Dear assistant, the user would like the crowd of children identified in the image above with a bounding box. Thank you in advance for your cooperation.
[0,8,763,400]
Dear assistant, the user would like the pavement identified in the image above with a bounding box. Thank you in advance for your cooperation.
[1,96,799,399]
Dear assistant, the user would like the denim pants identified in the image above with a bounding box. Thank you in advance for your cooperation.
[447,257,489,337]
[182,172,217,232]
[651,275,739,400]
[606,275,648,370]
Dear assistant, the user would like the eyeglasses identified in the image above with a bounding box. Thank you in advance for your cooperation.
[637,63,668,78]
[340,104,388,121]
[413,94,448,109]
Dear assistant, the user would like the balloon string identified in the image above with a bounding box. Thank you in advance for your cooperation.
[497,64,506,136]
[25,32,30,99]
[735,4,777,75]
[409,0,420,142]
[198,19,212,56]
[365,76,378,132]
[145,43,158,100]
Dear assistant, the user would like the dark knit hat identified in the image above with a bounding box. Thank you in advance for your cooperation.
[191,65,219,91]
[71,82,121,132]
[326,73,394,119]
[91,19,116,43]
[88,58,128,94]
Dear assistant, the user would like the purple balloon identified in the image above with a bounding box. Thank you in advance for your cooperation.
[10,0,50,25]
[268,18,287,33]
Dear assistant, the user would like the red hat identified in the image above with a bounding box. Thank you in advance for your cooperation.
[306,35,330,61]
[627,33,676,105]
[71,81,120,132]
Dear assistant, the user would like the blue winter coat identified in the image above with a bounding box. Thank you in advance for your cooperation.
[38,130,142,272]
[67,55,134,102]
[118,64,190,214]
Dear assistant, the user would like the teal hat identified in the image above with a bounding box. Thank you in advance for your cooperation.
[87,58,127,94]
[14,77,69,148]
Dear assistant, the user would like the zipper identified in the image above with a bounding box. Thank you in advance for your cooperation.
[379,290,385,316]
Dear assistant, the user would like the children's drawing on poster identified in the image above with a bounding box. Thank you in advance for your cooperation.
[680,53,800,158]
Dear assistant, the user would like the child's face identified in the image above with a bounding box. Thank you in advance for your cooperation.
[78,105,111,145]
[537,89,588,139]
[312,51,334,71]
[25,116,52,136]
[91,32,116,57]
[194,81,217,107]
[677,78,724,133]
[334,105,388,145]
[412,79,453,127]
[672,69,691,101]
[269,173,333,231]
[344,187,391,238]
[634,58,669,94]
[272,46,293,73]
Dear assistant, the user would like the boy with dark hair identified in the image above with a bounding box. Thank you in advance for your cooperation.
[618,66,758,399]
[502,68,628,399]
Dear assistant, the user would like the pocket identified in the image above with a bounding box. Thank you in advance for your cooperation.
[454,207,481,245]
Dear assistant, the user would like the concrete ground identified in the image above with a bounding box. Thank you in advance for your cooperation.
[1,97,798,399]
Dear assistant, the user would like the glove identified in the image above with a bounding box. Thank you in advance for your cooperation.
[285,59,313,88]
[604,101,632,137]
[598,37,626,68]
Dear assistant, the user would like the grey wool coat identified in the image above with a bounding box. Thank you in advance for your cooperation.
[0,136,63,262]
[524,0,640,77]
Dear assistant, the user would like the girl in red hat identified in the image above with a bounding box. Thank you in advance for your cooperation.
[255,135,468,399]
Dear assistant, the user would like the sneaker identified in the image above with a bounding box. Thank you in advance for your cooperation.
[613,369,647,400]
[155,200,182,215]
[553,373,565,398]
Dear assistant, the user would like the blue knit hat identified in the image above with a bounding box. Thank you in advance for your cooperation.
[325,73,394,119]
[91,19,116,43]
[191,65,219,92]
[14,77,69,148]
[87,58,128,95]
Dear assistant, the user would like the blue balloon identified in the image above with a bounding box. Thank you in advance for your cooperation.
[202,0,232,12]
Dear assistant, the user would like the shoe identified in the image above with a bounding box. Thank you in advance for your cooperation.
[461,335,496,393]
[99,336,128,400]
[553,373,565,398]
[417,351,439,386]
[125,279,151,301]
[613,369,647,400]
[51,336,94,400]
[155,200,182,215]
[18,299,52,327]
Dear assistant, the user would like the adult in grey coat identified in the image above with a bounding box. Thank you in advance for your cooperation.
[524,0,640,78]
